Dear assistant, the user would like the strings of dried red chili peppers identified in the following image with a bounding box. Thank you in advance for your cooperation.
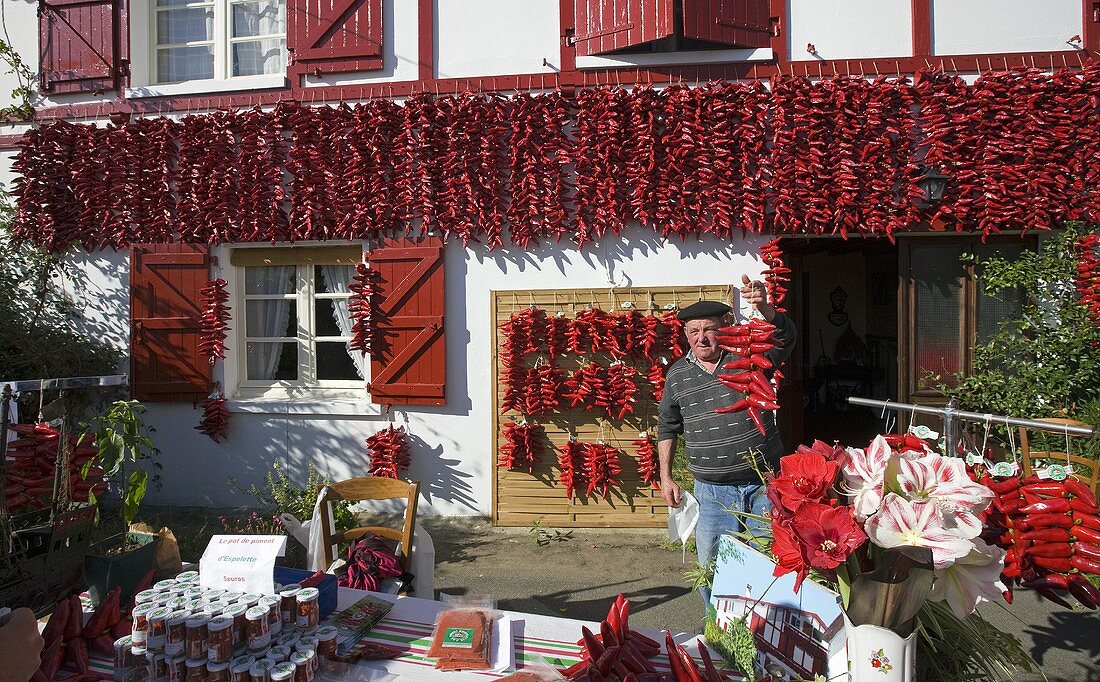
[1076,233,1100,324]
[197,278,231,363]
[348,262,381,355]
[366,425,411,479]
[497,421,544,473]
[17,68,1100,253]
[195,390,230,443]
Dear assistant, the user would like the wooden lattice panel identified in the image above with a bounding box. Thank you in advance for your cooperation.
[491,285,733,527]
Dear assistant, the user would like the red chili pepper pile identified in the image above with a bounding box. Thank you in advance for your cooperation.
[337,535,403,592]
[366,425,411,479]
[497,422,544,473]
[981,473,1100,608]
[18,69,1100,253]
[1076,233,1100,324]
[4,423,104,512]
[197,278,231,363]
[714,318,779,434]
[348,262,381,355]
[632,432,660,490]
[561,594,663,681]
[663,631,732,682]
[39,588,129,681]
[195,392,230,443]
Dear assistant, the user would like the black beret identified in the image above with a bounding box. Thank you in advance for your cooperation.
[676,301,731,321]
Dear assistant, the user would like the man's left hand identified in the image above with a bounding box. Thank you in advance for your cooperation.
[740,274,776,322]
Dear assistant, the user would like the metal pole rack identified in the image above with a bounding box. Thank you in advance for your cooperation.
[847,396,1095,457]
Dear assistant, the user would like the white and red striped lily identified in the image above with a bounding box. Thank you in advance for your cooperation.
[865,493,973,569]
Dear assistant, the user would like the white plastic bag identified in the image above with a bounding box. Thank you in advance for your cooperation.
[666,490,699,562]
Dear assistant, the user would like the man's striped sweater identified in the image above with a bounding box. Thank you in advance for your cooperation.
[656,313,797,485]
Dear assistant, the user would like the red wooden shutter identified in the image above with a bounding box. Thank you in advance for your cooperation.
[130,244,212,403]
[368,237,445,406]
[38,0,125,94]
[681,0,772,48]
[571,0,675,57]
[287,0,384,75]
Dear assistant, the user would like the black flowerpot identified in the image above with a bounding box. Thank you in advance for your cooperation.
[84,531,160,607]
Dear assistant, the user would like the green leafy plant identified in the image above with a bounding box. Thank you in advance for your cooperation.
[219,510,285,535]
[0,196,122,385]
[704,607,757,680]
[83,400,159,530]
[0,38,34,122]
[232,460,356,532]
[939,223,1100,456]
[528,520,573,546]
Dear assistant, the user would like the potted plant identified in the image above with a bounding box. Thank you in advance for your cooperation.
[82,399,161,606]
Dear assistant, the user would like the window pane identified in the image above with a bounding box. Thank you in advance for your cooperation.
[316,265,353,294]
[232,38,287,76]
[316,342,360,380]
[973,244,1026,343]
[156,7,213,44]
[232,0,286,37]
[912,245,963,389]
[246,342,297,380]
[246,300,296,337]
[157,46,214,82]
[245,265,295,294]
[314,298,346,337]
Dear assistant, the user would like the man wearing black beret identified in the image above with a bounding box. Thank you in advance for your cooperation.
[657,275,797,604]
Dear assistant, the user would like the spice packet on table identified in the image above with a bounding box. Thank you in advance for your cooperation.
[426,608,497,672]
[331,594,394,654]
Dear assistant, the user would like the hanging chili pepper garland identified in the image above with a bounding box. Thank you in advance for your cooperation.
[714,318,780,435]
[632,432,660,489]
[582,441,623,499]
[497,421,544,473]
[366,425,411,479]
[195,389,230,443]
[1076,233,1100,324]
[348,263,381,355]
[16,70,1100,252]
[197,278,231,363]
[978,472,1100,608]
[557,438,585,499]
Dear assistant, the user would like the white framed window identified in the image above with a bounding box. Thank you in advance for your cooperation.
[154,0,287,84]
[233,247,366,395]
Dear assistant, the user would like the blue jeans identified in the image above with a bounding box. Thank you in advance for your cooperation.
[694,480,772,606]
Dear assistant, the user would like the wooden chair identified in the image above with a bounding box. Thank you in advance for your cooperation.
[1019,418,1099,495]
[316,477,420,573]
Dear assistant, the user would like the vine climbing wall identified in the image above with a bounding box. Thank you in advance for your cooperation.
[491,285,732,527]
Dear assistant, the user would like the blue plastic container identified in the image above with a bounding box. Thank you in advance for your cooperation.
[273,566,338,619]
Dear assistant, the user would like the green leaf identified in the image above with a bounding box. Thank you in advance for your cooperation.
[122,469,148,527]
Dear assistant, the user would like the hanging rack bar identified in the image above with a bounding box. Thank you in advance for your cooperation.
[0,374,128,392]
[848,397,1095,436]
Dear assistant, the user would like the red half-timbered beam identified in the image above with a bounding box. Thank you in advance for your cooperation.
[1085,0,1100,56]
[769,0,787,64]
[912,0,932,58]
[418,0,434,81]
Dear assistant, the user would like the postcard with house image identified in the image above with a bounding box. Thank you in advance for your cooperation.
[710,536,848,681]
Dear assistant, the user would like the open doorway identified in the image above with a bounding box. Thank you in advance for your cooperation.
[778,238,898,448]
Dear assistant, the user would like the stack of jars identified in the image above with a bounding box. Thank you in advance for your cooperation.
[116,571,342,682]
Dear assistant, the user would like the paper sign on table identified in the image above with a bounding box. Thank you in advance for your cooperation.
[199,535,287,594]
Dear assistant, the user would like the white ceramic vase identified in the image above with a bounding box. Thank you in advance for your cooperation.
[843,614,916,682]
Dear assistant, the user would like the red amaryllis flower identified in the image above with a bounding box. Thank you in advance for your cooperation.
[771,515,810,591]
[771,452,839,513]
[791,502,866,570]
[796,439,848,465]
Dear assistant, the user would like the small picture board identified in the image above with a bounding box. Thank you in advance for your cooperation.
[710,536,847,681]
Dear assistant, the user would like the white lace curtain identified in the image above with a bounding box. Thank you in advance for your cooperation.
[320,265,368,380]
[246,265,294,381]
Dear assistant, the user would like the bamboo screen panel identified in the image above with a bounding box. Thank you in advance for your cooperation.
[491,285,733,527]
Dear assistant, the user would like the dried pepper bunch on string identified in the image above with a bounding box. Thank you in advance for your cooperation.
[195,389,230,443]
[497,421,544,473]
[366,425,411,479]
[198,278,231,362]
